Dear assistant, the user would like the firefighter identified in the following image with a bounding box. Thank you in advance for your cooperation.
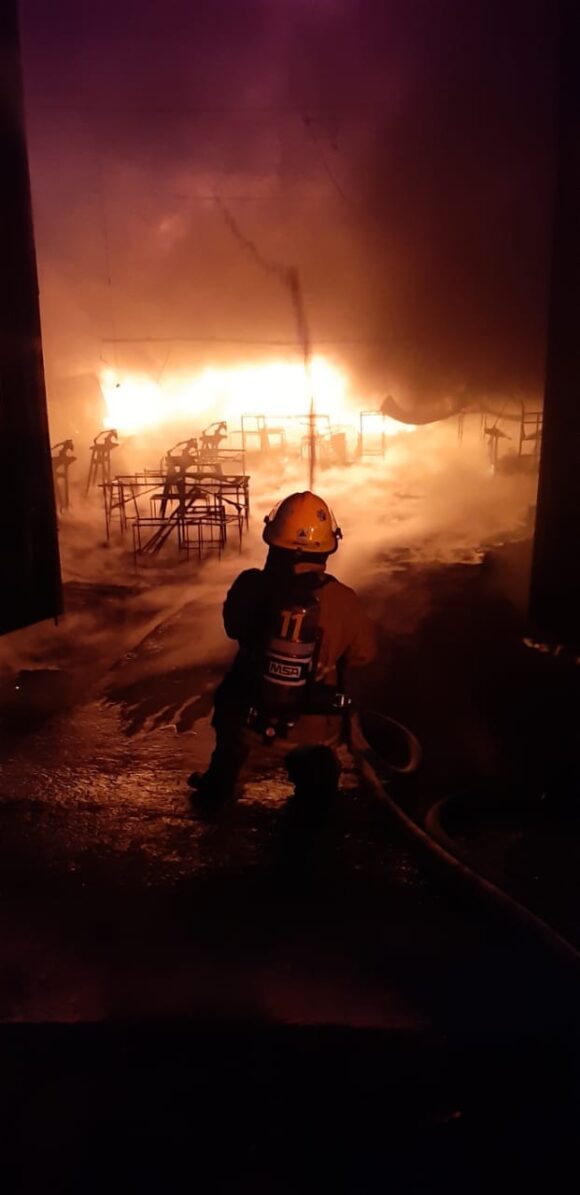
[188,491,377,809]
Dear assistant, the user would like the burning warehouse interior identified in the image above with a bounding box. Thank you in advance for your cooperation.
[1,0,580,1190]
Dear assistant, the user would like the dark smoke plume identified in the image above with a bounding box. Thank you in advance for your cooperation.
[20,0,556,424]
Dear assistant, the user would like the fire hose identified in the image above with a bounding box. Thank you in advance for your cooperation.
[350,711,580,970]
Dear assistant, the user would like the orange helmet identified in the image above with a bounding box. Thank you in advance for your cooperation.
[263,491,342,554]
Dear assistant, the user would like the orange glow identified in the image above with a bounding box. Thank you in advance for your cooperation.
[100,359,415,441]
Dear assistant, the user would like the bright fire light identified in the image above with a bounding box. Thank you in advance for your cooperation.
[100,359,414,440]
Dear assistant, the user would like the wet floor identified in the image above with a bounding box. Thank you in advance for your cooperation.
[1,549,578,1031]
[2,563,579,1190]
[0,686,570,1031]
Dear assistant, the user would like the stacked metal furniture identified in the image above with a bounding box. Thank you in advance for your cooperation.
[102,426,250,563]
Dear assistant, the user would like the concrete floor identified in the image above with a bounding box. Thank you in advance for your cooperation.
[1,555,579,1190]
[0,547,577,1029]
[0,681,569,1032]
[1,687,577,1194]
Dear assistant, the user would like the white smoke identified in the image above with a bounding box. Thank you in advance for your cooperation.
[0,419,536,695]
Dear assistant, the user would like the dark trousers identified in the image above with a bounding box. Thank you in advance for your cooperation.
[203,711,342,804]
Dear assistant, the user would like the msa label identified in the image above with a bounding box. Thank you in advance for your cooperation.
[267,659,302,680]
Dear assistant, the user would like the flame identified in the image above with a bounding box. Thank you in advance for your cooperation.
[100,358,414,441]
